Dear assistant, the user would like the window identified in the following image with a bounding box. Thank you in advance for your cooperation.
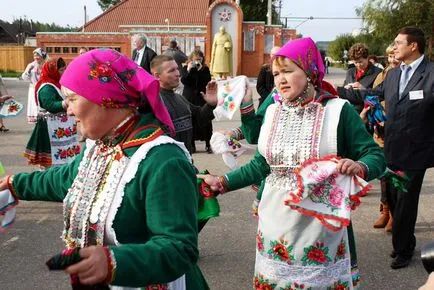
[46,47,53,53]
[114,47,121,52]
[62,47,69,54]
[243,30,255,52]
[54,47,61,53]
[264,35,274,54]
[71,47,78,54]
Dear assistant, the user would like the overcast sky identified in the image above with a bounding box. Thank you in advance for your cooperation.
[0,0,366,41]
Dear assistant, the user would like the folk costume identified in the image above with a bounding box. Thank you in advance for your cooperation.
[5,49,208,289]
[216,38,385,289]
[21,48,46,124]
[23,58,80,168]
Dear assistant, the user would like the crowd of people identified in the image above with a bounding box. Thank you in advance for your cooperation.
[0,26,433,289]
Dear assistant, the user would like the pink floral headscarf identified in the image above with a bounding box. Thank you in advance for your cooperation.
[60,49,174,135]
[273,37,325,88]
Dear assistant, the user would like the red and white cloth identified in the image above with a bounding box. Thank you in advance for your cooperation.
[285,156,371,231]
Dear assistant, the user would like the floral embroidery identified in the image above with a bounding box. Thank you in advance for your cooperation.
[327,280,350,290]
[119,68,136,82]
[7,102,21,113]
[301,241,331,266]
[145,284,168,290]
[335,238,346,261]
[307,166,349,211]
[54,145,81,160]
[52,125,77,139]
[254,274,277,290]
[88,62,113,83]
[217,82,237,112]
[280,282,312,290]
[267,238,294,263]
[257,231,264,253]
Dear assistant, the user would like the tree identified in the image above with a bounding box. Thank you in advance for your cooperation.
[239,0,281,24]
[327,34,356,61]
[356,0,434,59]
[97,0,121,11]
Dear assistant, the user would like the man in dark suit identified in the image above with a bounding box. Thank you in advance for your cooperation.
[132,36,157,73]
[338,27,434,269]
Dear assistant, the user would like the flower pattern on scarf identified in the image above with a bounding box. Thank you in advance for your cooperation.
[301,241,331,266]
[88,62,113,83]
[119,68,136,83]
[267,238,294,263]
[306,165,350,212]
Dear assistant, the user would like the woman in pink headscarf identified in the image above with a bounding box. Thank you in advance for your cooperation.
[199,38,385,289]
[0,49,208,289]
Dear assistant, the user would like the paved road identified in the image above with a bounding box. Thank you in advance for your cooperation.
[0,69,433,289]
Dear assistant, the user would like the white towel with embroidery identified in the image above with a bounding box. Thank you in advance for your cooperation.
[210,131,256,170]
[213,76,248,120]
[0,189,17,232]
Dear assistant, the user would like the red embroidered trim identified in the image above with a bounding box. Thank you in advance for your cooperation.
[121,125,163,150]
[102,246,116,284]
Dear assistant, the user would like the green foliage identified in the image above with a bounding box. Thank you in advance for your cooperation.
[97,0,121,11]
[0,70,22,78]
[356,0,433,54]
[240,0,281,24]
[327,34,356,61]
[11,19,77,32]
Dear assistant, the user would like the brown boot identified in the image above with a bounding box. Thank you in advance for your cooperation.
[373,202,390,228]
[385,212,393,232]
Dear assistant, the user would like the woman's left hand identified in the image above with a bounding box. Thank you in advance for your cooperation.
[336,159,364,176]
[65,246,108,285]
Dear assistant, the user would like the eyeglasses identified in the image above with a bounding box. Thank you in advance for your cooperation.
[393,40,408,46]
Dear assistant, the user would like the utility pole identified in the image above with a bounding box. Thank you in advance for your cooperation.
[83,5,87,32]
[267,0,272,25]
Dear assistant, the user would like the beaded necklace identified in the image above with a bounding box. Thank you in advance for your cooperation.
[265,100,325,190]
[62,114,138,248]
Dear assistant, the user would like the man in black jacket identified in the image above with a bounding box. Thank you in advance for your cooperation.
[338,27,434,269]
[150,55,217,154]
[132,36,157,73]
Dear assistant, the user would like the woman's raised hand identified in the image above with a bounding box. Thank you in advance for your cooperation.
[197,174,219,192]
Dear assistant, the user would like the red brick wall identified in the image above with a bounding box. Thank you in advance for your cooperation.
[241,23,264,77]
[37,33,131,63]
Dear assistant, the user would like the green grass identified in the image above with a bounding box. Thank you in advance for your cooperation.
[0,70,23,78]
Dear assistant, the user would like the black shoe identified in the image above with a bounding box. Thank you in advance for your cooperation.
[391,255,411,269]
[390,250,397,258]
[205,146,213,154]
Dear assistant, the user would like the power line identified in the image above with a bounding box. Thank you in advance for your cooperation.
[280,16,363,28]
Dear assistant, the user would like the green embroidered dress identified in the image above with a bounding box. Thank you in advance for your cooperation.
[13,113,209,289]
[24,84,79,167]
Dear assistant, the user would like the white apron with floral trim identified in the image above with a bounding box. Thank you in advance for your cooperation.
[254,99,358,290]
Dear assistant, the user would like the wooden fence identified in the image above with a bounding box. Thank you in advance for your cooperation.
[0,46,36,72]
